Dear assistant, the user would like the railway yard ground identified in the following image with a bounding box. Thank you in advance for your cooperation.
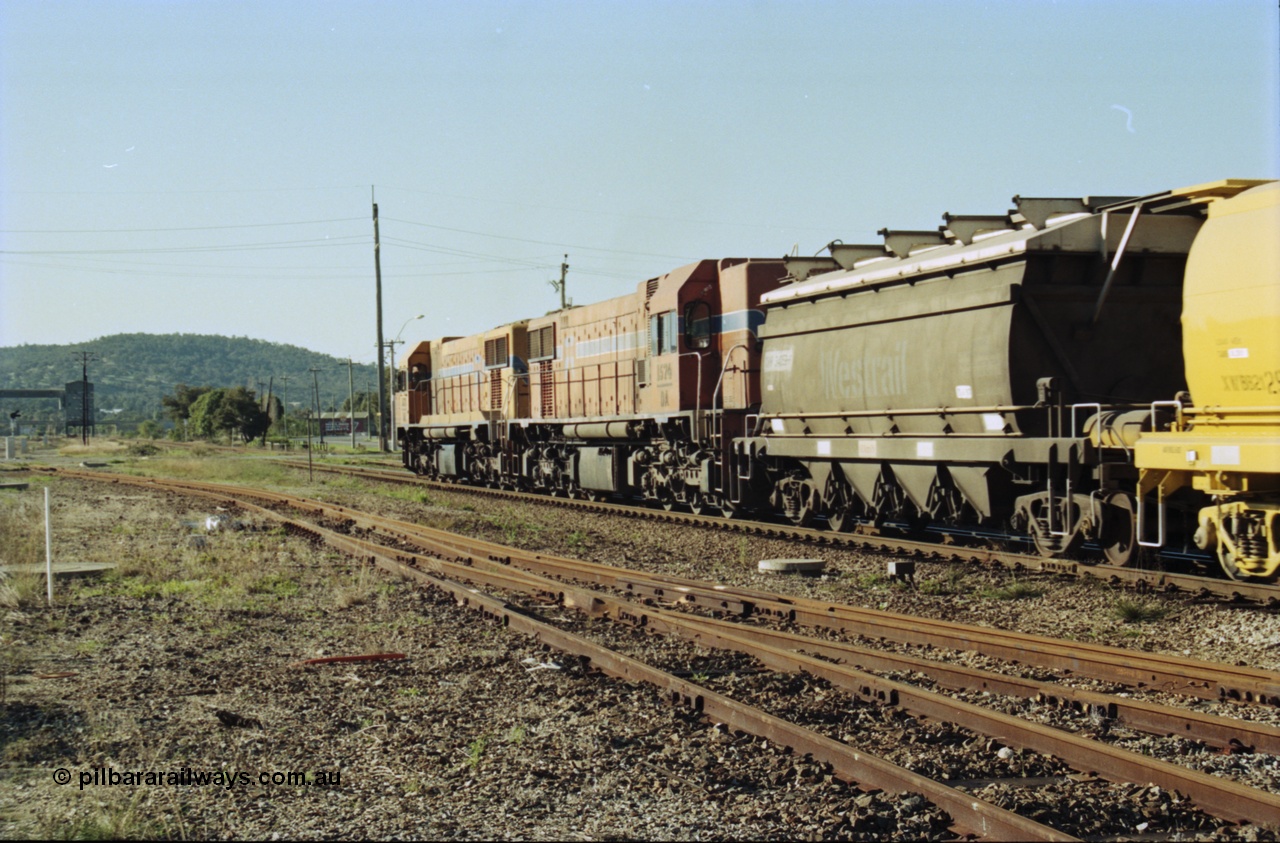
[2,440,1280,840]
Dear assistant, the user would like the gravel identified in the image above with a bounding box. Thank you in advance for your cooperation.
[2,465,1279,840]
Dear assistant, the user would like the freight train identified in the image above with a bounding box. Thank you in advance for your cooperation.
[396,179,1280,581]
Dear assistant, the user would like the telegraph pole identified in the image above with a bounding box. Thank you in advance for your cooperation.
[278,375,290,440]
[549,254,570,310]
[347,359,356,449]
[72,352,96,445]
[372,187,388,452]
[309,367,324,447]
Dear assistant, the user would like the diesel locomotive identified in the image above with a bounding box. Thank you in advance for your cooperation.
[396,179,1280,581]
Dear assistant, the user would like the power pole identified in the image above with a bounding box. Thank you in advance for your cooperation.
[72,352,96,445]
[263,376,274,447]
[309,367,323,447]
[372,187,388,452]
[549,253,570,310]
[347,358,356,449]
[278,374,290,440]
[384,339,404,449]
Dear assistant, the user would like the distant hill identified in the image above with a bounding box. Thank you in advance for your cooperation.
[0,333,380,431]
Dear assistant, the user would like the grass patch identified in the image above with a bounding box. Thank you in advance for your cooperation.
[492,509,546,546]
[1111,598,1172,624]
[462,735,490,770]
[247,572,299,599]
[917,567,970,596]
[856,572,891,590]
[980,581,1045,601]
[387,487,435,506]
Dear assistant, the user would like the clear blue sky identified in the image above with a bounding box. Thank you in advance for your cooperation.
[2,0,1277,364]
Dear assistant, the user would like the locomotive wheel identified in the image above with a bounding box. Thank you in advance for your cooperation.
[1099,491,1137,567]
[688,492,709,516]
[718,497,742,520]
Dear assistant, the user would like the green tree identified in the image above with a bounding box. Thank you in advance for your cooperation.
[161,384,212,425]
[224,387,270,444]
[188,389,229,440]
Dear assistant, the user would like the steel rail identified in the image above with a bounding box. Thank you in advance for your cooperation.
[53,467,1280,707]
[276,483,1280,708]
[275,459,1280,605]
[58,472,1066,841]
[292,517,1280,827]
[56,470,1280,830]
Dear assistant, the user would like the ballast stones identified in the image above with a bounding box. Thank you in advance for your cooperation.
[758,558,826,575]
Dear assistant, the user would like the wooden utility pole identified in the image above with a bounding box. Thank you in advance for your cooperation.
[372,188,388,452]
[309,367,323,447]
[278,374,290,440]
[263,376,274,446]
[347,359,356,449]
[550,254,570,310]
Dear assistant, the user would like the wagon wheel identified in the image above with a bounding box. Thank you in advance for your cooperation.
[688,492,710,517]
[1029,506,1083,558]
[824,474,860,533]
[1018,498,1080,557]
[788,482,818,529]
[718,496,742,520]
[1099,491,1137,567]
[1217,542,1264,582]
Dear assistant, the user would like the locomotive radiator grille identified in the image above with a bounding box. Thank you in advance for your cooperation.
[539,360,554,417]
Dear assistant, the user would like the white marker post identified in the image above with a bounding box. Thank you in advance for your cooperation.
[44,487,53,605]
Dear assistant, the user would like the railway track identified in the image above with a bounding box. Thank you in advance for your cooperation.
[277,458,1280,607]
[51,467,1280,837]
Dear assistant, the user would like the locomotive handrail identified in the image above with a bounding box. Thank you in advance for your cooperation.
[711,343,752,418]
[676,351,707,439]
[712,342,753,499]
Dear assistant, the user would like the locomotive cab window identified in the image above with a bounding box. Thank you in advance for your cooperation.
[684,300,712,350]
[649,311,678,356]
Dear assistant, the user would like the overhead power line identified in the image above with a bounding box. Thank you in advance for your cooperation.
[0,217,367,235]
[0,235,368,256]
[382,216,693,261]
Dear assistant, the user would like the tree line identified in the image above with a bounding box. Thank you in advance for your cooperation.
[158,384,283,444]
[155,383,376,443]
